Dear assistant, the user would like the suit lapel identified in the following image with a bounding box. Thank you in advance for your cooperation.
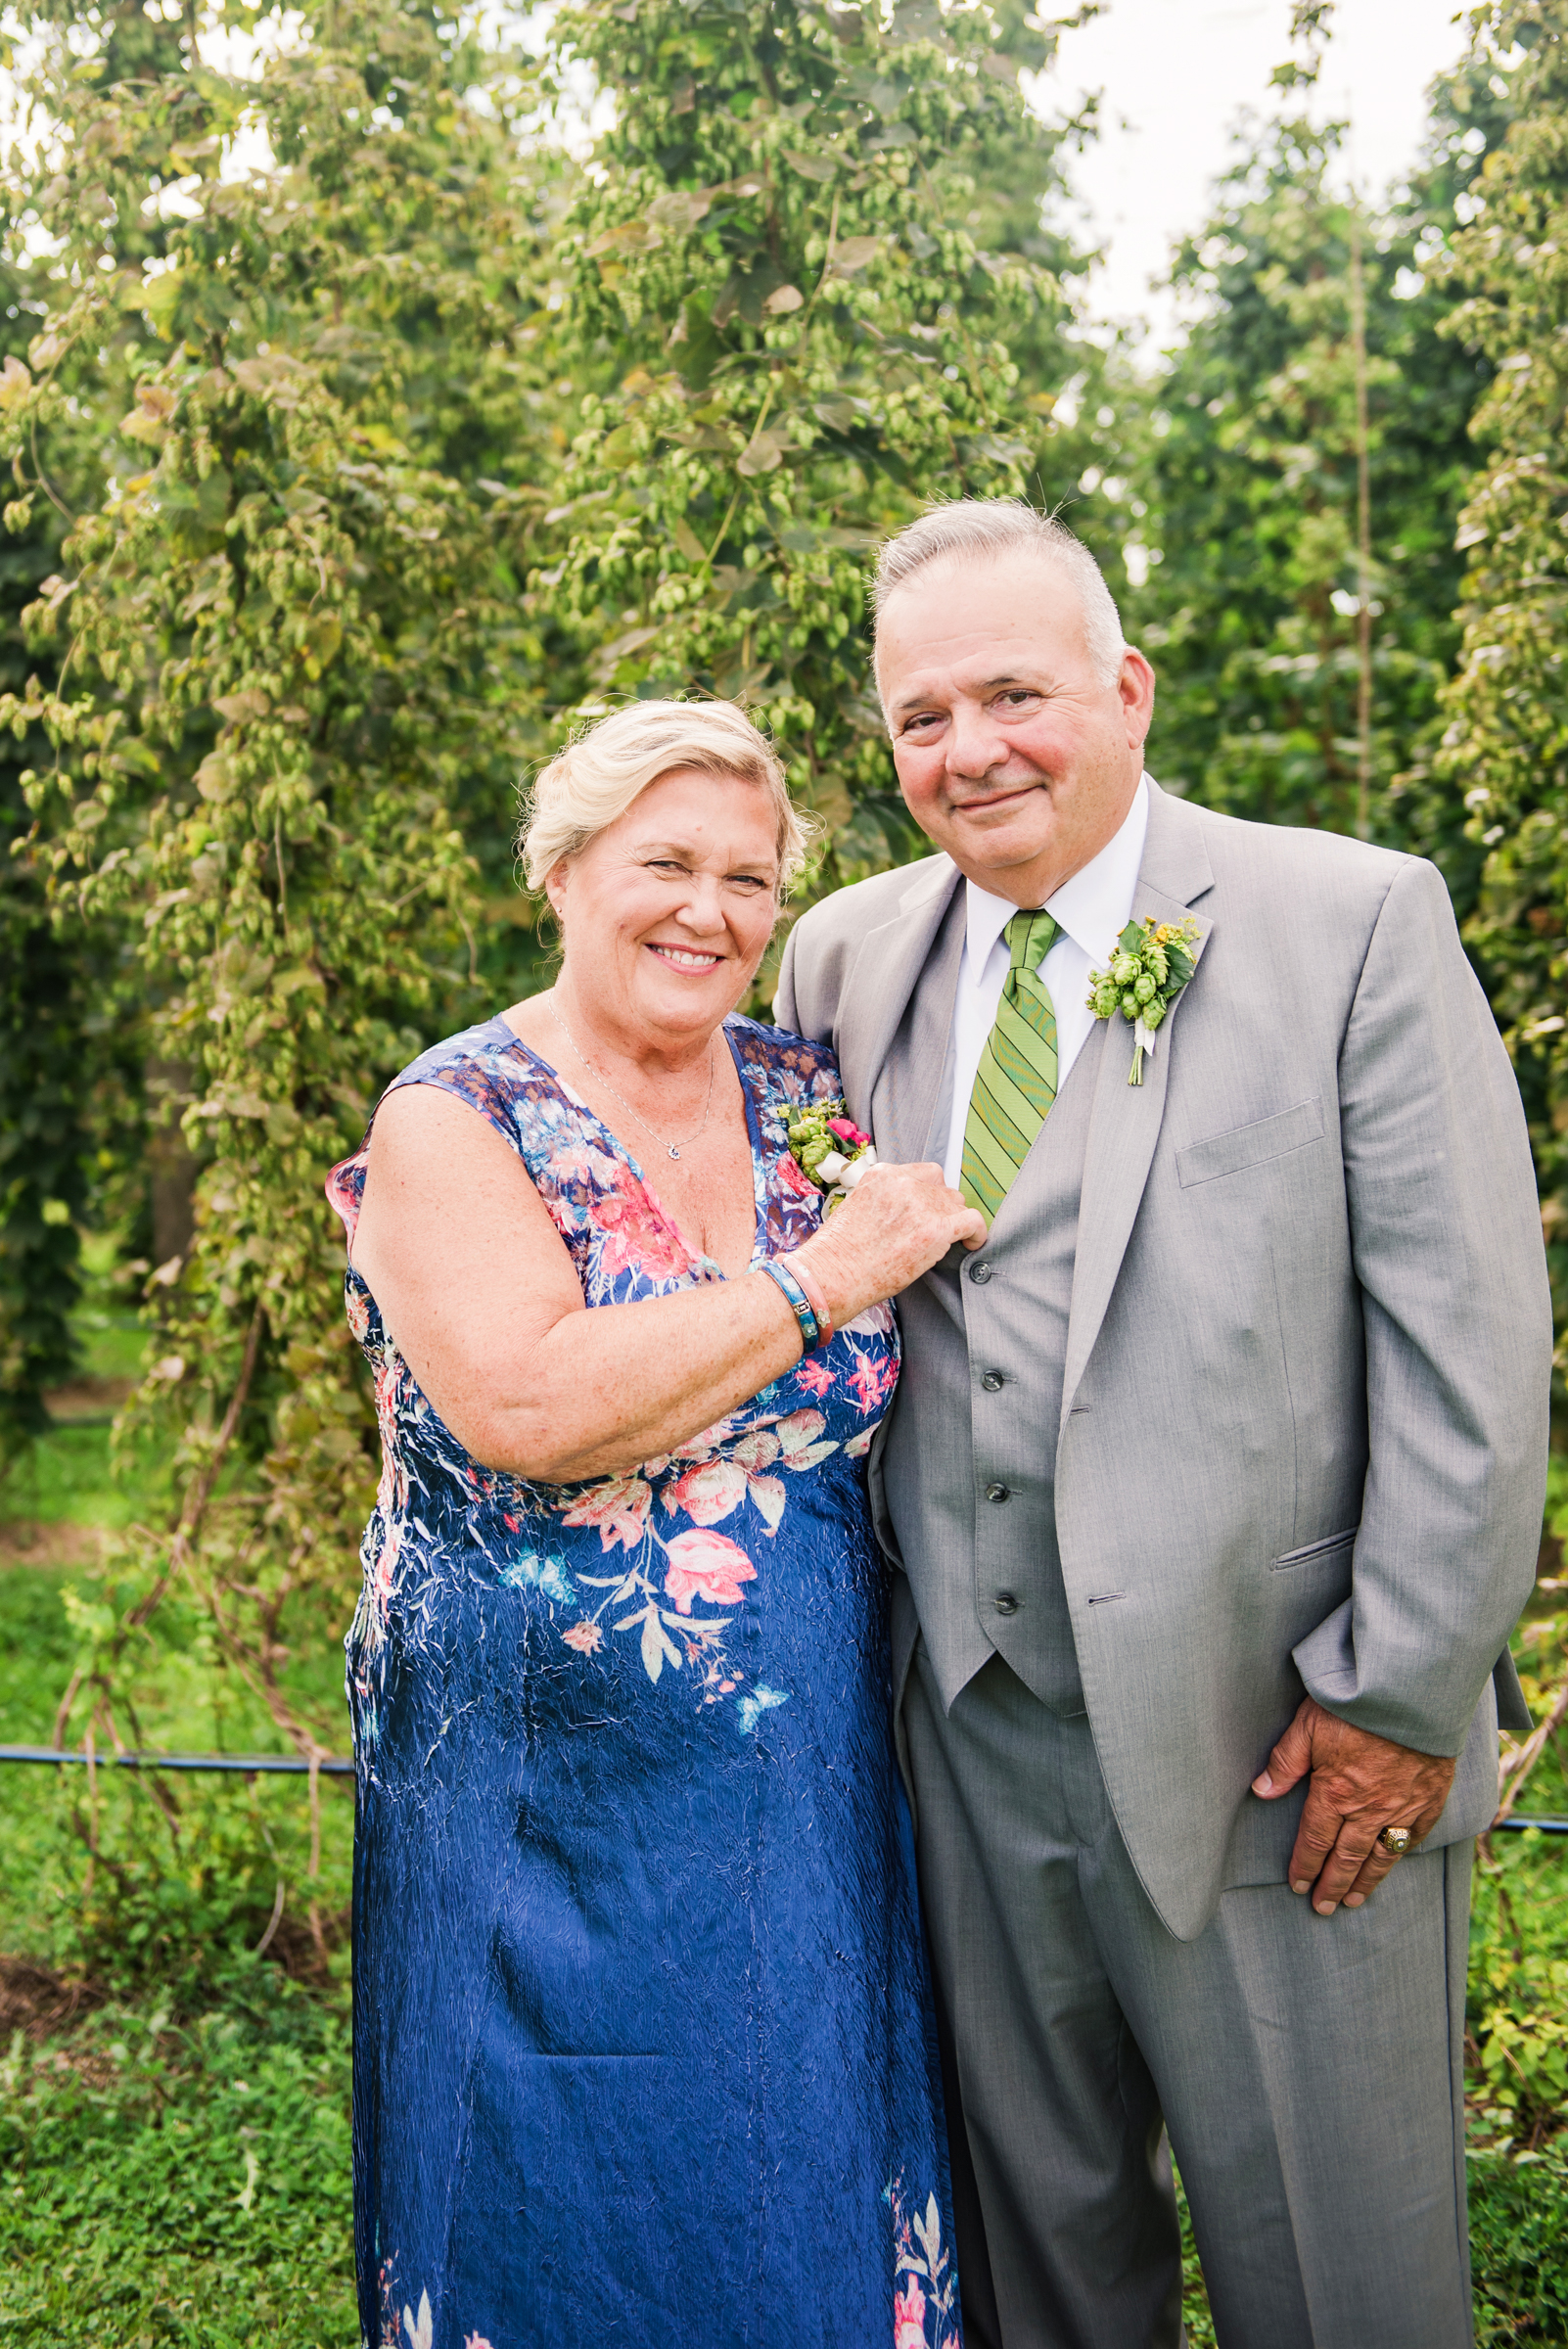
[836,857,963,1137]
[871,883,967,1165]
[1060,786,1217,1419]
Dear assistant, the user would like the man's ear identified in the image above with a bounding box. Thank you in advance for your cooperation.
[1119,648,1157,750]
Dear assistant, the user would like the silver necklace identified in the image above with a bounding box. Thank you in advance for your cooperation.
[548,998,717,1162]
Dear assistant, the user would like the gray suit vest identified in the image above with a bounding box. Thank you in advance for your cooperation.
[876,925,1105,1716]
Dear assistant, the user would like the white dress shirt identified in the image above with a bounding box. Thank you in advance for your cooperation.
[941,776,1151,1186]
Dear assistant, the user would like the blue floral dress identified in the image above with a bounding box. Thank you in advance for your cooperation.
[327,1013,962,2349]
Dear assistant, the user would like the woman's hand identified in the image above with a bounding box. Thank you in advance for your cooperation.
[354,1082,878,1484]
[793,1161,987,1328]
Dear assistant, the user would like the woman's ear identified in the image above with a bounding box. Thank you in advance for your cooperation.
[545,857,570,924]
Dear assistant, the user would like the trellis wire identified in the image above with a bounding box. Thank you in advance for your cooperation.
[0,1749,1559,1832]
[0,1745,353,1774]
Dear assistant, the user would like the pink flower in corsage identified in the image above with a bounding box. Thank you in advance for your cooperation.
[664,1528,758,1614]
[776,1149,817,1202]
[786,1098,878,1214]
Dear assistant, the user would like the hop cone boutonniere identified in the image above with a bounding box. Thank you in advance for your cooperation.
[1087,917,1202,1085]
[786,1100,878,1211]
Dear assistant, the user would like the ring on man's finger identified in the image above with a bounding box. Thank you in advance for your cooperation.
[1377,1824,1413,1858]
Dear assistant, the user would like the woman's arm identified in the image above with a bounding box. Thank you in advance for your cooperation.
[349,1083,979,1483]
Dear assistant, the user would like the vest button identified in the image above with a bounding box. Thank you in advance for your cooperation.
[993,1590,1020,1616]
[985,1483,1010,1503]
[968,1260,992,1284]
[981,1371,1003,1393]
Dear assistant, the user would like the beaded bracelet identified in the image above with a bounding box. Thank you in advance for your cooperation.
[759,1257,832,1356]
[787,1255,834,1348]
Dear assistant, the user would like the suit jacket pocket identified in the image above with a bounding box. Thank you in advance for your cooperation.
[1176,1095,1325,1188]
[866,1418,905,1570]
[1271,1524,1358,1571]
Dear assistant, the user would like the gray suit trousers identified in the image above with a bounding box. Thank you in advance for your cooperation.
[904,1645,1474,2349]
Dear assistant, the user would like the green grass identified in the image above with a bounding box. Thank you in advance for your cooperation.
[0,1552,353,1998]
[0,1978,354,2348]
[3,1285,1568,2344]
[1,1402,357,2346]
[1,1241,166,1539]
[0,1418,158,1535]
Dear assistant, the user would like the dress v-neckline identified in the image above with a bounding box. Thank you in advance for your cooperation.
[487,1015,770,1280]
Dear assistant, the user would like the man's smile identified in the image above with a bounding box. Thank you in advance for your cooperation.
[946,780,1046,813]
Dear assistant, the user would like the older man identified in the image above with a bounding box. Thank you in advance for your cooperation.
[775,501,1549,2349]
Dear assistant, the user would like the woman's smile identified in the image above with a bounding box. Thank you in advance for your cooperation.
[647,943,726,972]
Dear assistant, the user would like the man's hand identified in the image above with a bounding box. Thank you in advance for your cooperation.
[1252,1698,1456,1915]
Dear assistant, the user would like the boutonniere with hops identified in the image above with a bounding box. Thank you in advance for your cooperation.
[787,1101,878,1212]
[1087,916,1201,1085]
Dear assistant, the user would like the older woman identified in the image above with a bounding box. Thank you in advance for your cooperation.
[327,700,984,2349]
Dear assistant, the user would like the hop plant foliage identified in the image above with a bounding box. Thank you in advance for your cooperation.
[1086,916,1199,1082]
[536,0,1094,893]
[0,0,567,1750]
[1123,92,1502,852]
[1435,0,1568,1387]
[785,1100,873,1199]
[0,0,1092,1751]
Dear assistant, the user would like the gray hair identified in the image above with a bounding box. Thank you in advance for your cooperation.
[519,698,813,896]
[872,500,1127,688]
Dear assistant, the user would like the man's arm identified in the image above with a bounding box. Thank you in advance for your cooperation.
[772,912,805,1035]
[1258,856,1550,1911]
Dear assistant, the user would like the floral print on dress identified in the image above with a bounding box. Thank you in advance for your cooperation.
[888,2181,962,2349]
[377,2271,490,2349]
[333,1014,956,2349]
[327,1014,898,1730]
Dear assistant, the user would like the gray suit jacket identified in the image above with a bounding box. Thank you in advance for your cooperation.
[775,782,1550,1940]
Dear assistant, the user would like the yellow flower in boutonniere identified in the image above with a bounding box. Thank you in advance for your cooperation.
[1086,917,1201,1085]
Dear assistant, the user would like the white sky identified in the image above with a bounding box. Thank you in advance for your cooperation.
[1042,0,1475,350]
[2,1,1474,350]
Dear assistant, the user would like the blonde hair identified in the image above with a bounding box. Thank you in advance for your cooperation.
[519,700,812,896]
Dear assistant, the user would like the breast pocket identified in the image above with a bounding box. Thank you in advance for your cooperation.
[1271,1525,1357,1573]
[1176,1095,1325,1189]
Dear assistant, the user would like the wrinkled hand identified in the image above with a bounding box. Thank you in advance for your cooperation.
[795,1160,987,1328]
[1252,1697,1456,1915]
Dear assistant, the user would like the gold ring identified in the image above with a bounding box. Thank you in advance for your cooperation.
[1378,1825,1413,1858]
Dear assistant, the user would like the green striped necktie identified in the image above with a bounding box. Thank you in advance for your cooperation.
[959,908,1060,1222]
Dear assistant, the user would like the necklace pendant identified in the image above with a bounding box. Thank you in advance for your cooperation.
[669,1145,681,1160]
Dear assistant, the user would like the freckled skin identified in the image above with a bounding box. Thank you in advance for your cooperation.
[877,548,1156,907]
[348,765,985,1485]
[539,764,786,1093]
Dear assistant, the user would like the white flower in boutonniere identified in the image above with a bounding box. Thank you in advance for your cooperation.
[786,1100,878,1211]
[1086,917,1202,1086]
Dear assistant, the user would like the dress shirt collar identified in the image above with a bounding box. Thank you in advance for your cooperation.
[962,774,1151,979]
